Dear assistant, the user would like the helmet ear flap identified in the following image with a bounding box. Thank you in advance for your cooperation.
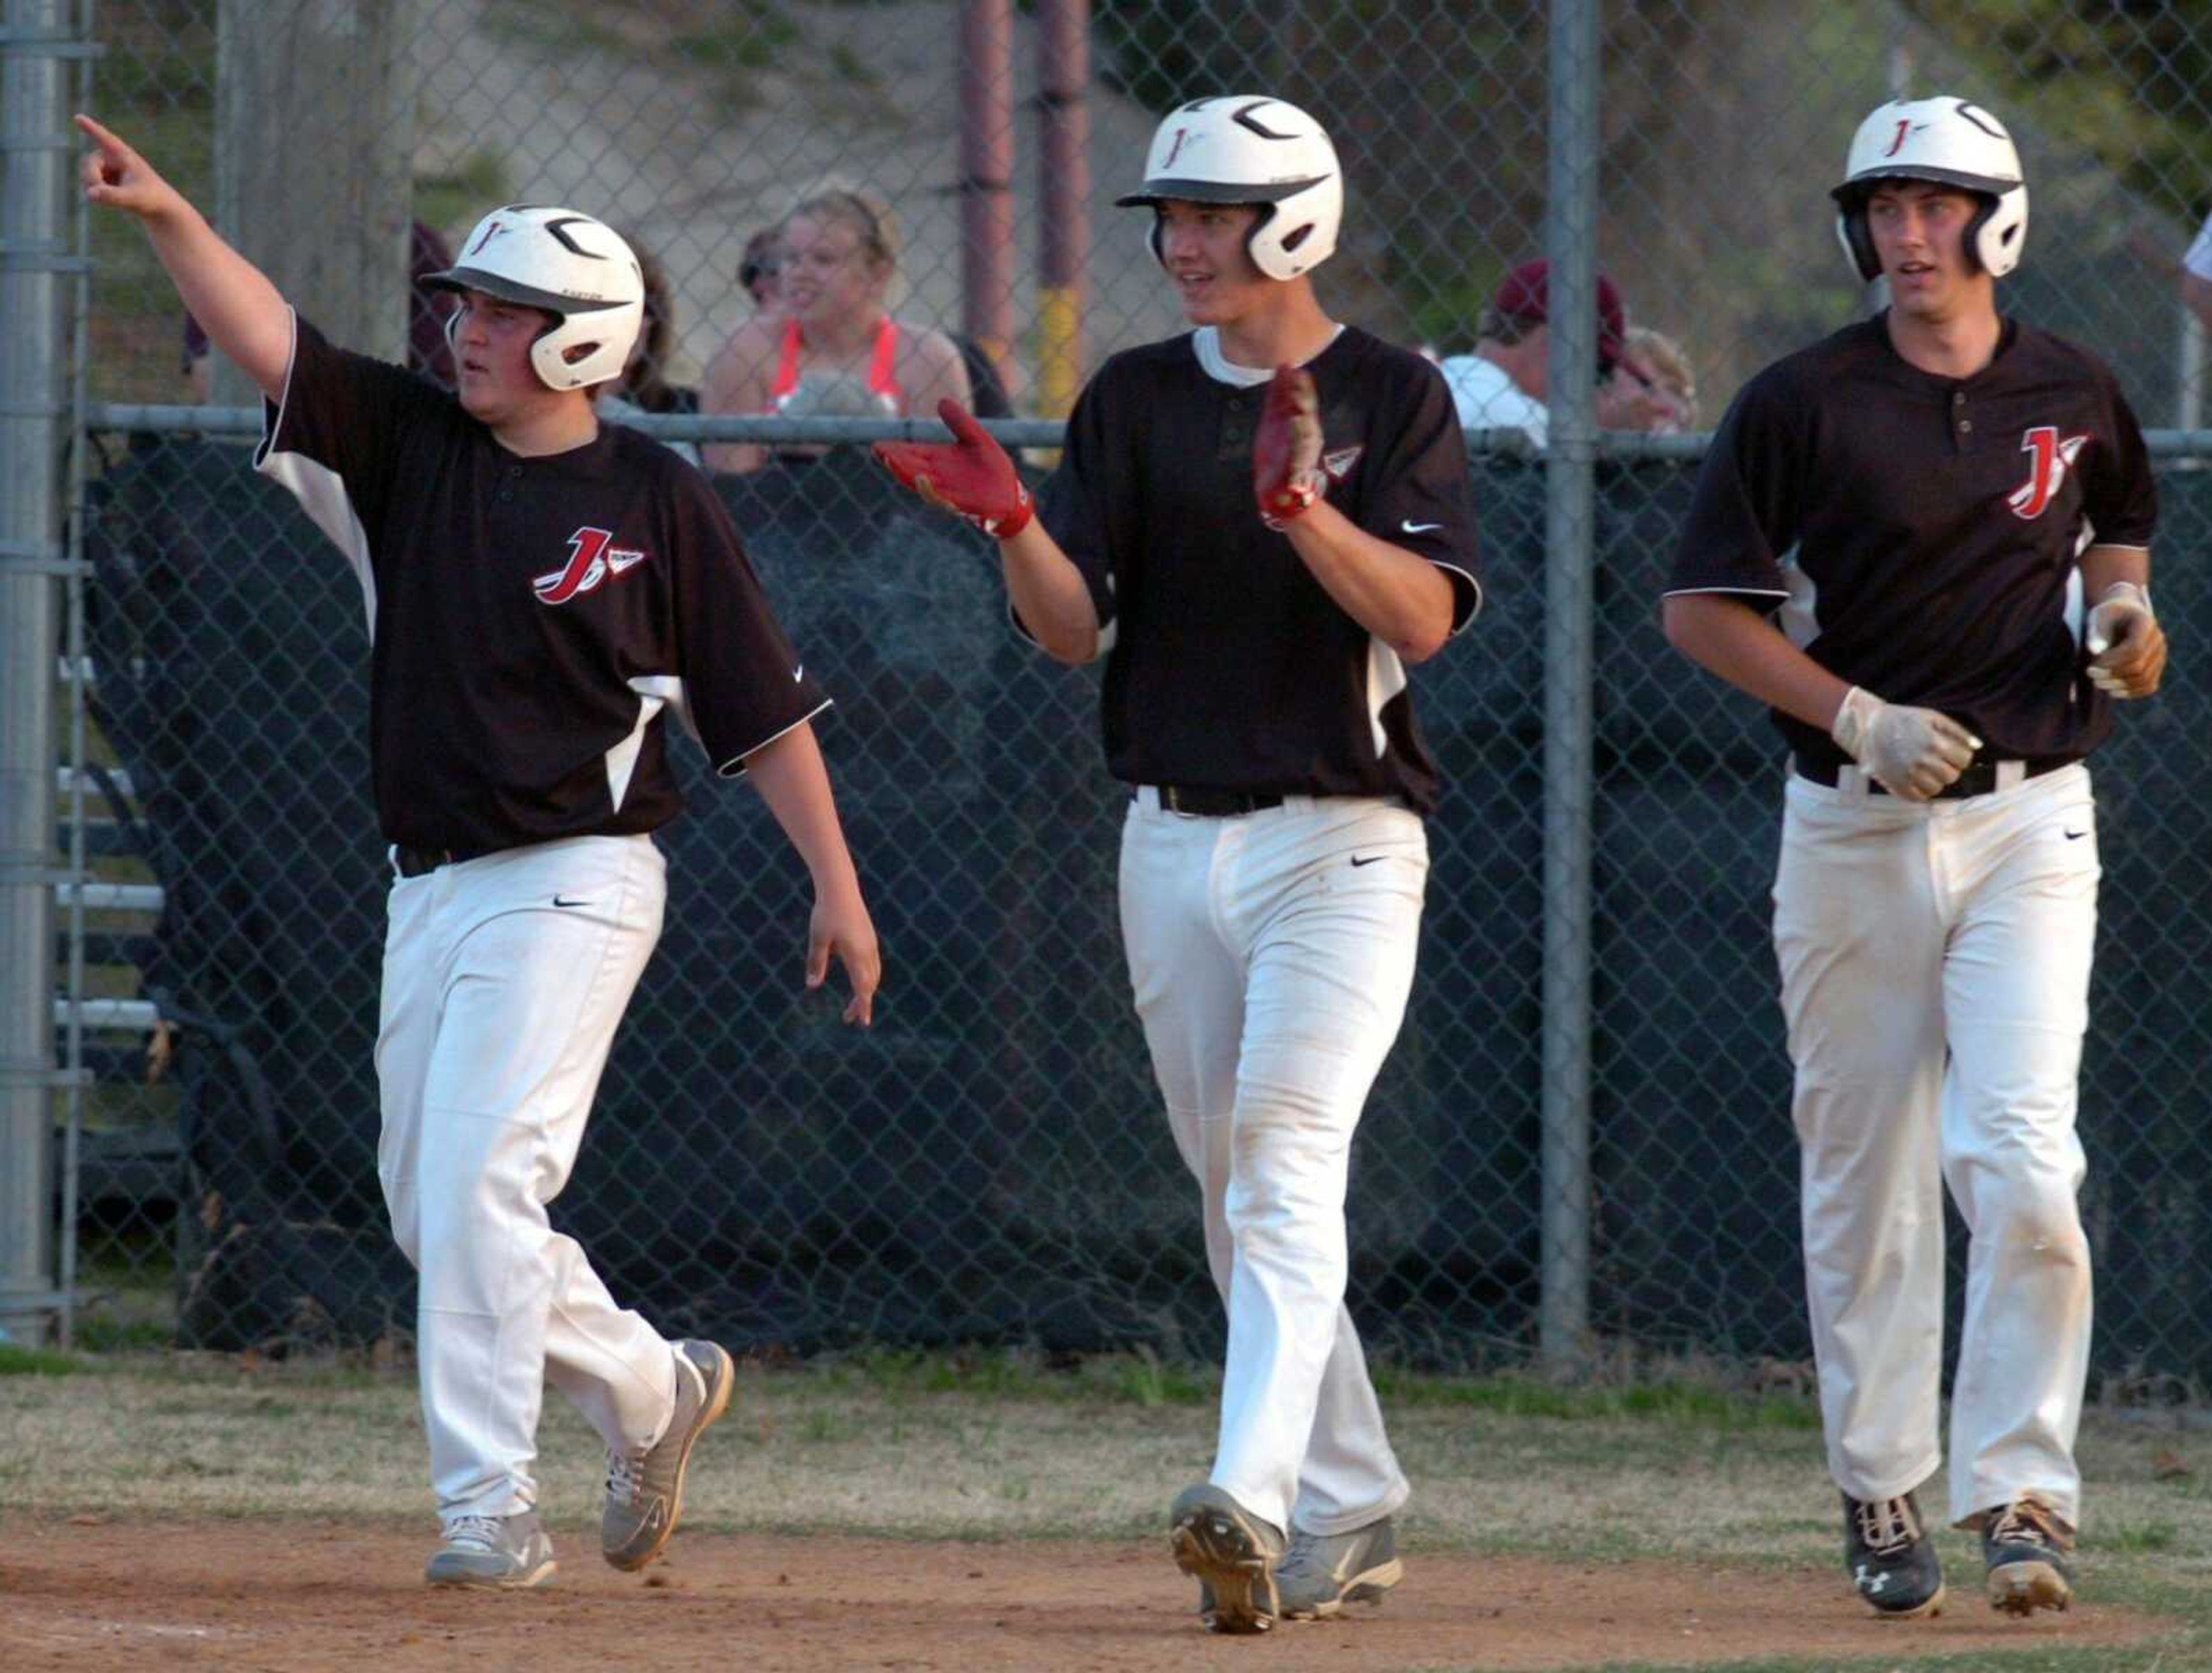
[1839,204,1881,282]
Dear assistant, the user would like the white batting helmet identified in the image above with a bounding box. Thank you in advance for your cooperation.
[1831,96,2028,281]
[427,205,644,390]
[1115,95,1342,281]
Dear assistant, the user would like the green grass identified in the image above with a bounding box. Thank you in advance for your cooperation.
[0,1343,83,1376]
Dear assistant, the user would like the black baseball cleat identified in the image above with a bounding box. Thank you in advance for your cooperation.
[1843,1490,1946,1619]
[1982,1494,2075,1615]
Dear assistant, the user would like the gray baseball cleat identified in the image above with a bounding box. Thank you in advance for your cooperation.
[425,1509,556,1589]
[1274,1516,1404,1619]
[602,1338,736,1571]
[1982,1494,2075,1615]
[1169,1482,1286,1633]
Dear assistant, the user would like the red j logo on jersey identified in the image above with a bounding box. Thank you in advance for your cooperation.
[2006,426,2088,521]
[535,526,649,605]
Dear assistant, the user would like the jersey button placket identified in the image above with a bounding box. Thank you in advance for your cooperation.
[1952,389,1975,453]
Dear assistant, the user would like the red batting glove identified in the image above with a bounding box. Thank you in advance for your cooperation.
[1253,363,1325,529]
[873,398,1033,539]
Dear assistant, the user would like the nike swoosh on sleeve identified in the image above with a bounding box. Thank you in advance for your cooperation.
[1402,520,1442,534]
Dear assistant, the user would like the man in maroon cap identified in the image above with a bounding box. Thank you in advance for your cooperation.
[1439,257,1662,445]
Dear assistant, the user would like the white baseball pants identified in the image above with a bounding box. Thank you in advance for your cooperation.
[1773,764,2098,1530]
[378,833,679,1523]
[1120,790,1423,1538]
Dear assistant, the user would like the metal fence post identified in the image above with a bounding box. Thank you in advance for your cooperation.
[0,0,72,1345]
[1539,0,1598,1373]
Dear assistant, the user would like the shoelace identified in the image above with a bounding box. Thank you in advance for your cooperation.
[605,1448,646,1507]
[1855,1496,1921,1558]
[1990,1500,2063,1551]
[444,1513,506,1553]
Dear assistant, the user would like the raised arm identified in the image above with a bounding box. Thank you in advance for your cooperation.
[75,114,290,401]
[874,398,1100,665]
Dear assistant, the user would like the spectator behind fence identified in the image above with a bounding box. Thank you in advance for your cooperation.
[700,186,970,473]
[1437,258,1672,447]
[593,232,702,467]
[737,223,783,313]
[1608,324,1699,434]
[184,218,457,399]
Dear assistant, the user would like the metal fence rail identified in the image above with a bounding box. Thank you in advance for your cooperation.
[10,0,2212,1390]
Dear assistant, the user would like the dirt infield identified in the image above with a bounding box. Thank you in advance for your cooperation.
[1,1515,2176,1672]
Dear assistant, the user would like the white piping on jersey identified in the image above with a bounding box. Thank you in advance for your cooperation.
[711,696,834,779]
[1192,324,1344,387]
[610,676,696,811]
[1433,560,1484,632]
[253,310,377,637]
[1366,636,1407,760]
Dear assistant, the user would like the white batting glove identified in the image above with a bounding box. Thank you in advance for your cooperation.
[1830,685,1981,802]
[2085,581,2157,697]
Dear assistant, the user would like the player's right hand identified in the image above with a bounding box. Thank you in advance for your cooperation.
[873,398,1033,540]
[74,114,182,221]
[1830,685,1979,802]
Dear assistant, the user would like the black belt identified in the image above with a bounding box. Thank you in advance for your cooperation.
[1150,786,1286,818]
[1794,756,2071,800]
[393,843,496,879]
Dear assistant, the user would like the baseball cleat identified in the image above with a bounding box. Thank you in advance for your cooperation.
[1982,1494,2074,1615]
[1170,1482,1285,1633]
[602,1338,736,1571]
[426,1509,556,1588]
[1274,1515,1404,1619]
[1842,1490,1945,1619]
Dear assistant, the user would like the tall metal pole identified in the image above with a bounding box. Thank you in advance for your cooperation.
[1539,0,1599,1372]
[1036,0,1089,416]
[0,0,72,1345]
[959,0,1016,403]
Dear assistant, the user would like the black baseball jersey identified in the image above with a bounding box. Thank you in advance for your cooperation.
[1036,326,1480,814]
[256,314,828,851]
[1668,313,2156,769]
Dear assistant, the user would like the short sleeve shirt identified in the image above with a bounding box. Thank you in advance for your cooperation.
[1436,353,1548,450]
[1036,326,1481,815]
[1667,314,2156,769]
[256,313,829,851]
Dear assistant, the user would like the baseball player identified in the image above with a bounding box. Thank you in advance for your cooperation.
[876,95,1479,1632]
[1662,96,2165,1618]
[77,114,881,1588]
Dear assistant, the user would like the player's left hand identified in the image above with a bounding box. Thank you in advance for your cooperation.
[806,885,880,1026]
[1253,364,1325,528]
[2085,582,2165,699]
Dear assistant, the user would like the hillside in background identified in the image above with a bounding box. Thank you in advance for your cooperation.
[82,0,2212,422]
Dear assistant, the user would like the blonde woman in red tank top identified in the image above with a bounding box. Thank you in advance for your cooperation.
[702,188,969,473]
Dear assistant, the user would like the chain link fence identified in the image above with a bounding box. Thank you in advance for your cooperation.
[20,0,2212,1394]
